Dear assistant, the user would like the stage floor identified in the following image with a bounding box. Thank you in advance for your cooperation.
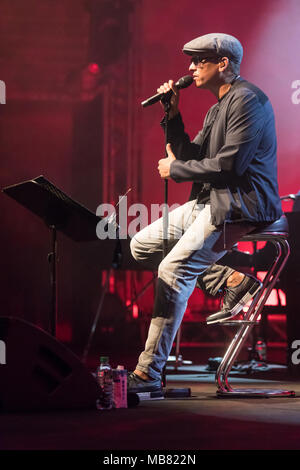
[1,363,300,451]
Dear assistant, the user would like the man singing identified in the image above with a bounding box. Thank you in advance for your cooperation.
[128,33,282,397]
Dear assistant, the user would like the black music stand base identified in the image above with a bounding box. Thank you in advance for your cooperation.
[47,225,58,337]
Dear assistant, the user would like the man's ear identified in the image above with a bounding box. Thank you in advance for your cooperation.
[219,57,229,71]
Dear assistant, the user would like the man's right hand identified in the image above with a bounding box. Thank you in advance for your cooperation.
[157,79,179,119]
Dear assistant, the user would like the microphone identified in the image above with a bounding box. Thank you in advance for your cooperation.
[141,75,193,108]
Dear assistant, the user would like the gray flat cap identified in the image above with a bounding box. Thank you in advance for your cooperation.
[183,33,243,64]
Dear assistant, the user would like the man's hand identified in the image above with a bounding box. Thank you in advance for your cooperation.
[157,80,180,119]
[158,143,176,179]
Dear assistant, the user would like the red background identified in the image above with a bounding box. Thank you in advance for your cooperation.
[139,0,300,210]
[0,0,299,354]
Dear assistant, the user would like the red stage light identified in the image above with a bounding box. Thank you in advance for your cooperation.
[132,304,139,319]
[126,300,139,318]
[88,62,100,75]
[109,273,115,293]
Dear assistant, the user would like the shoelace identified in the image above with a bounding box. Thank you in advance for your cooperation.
[221,285,240,310]
[129,372,147,384]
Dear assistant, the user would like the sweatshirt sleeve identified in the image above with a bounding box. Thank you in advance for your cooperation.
[170,90,266,184]
[160,111,209,162]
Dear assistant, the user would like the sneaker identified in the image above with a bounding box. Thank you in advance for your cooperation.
[127,372,164,399]
[206,275,262,324]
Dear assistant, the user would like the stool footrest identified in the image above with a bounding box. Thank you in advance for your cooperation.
[217,388,295,398]
[218,320,259,326]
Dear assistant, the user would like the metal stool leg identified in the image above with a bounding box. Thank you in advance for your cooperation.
[219,240,284,387]
[216,238,295,398]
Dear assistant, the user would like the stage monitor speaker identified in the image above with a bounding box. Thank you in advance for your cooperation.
[0,317,101,412]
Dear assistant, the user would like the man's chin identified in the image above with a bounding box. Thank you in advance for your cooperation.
[194,80,206,89]
[193,77,207,88]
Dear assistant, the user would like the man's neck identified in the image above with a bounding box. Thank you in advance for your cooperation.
[218,82,233,100]
[209,75,238,100]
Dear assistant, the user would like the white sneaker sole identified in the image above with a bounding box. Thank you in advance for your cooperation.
[206,281,262,325]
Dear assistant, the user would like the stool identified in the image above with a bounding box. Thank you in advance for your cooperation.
[215,215,295,398]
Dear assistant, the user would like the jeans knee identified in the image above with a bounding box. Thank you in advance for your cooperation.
[158,258,174,286]
[130,235,140,261]
[130,235,149,262]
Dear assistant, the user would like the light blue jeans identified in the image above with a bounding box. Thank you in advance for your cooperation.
[130,200,254,380]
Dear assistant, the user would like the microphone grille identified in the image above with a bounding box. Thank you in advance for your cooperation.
[176,75,193,89]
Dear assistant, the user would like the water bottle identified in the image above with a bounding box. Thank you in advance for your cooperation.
[113,365,127,409]
[255,338,267,362]
[96,356,113,410]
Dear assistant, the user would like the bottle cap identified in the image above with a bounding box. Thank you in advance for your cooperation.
[117,365,124,370]
[100,356,109,363]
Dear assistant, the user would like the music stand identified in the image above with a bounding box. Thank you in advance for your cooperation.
[2,175,116,338]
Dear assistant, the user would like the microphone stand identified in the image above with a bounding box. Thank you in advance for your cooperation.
[161,98,170,390]
[160,97,191,398]
[162,98,170,259]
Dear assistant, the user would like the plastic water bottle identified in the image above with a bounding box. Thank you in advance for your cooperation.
[113,365,127,408]
[255,338,267,362]
[96,356,113,410]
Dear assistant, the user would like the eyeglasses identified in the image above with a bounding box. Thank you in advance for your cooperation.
[190,56,221,66]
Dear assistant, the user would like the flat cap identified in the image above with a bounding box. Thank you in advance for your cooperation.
[183,33,243,64]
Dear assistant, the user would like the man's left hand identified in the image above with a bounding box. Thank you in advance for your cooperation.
[158,143,176,179]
